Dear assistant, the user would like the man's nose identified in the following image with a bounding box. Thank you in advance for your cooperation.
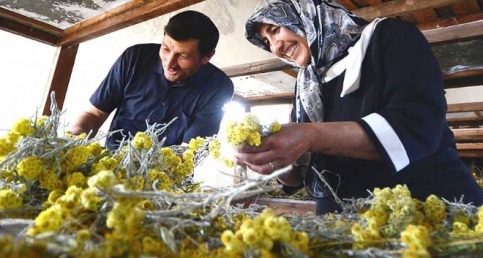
[165,53,177,68]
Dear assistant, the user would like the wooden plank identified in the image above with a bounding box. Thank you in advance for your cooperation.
[447,102,483,113]
[234,93,294,107]
[456,143,483,157]
[409,8,439,26]
[352,0,467,21]
[457,143,483,150]
[451,0,481,16]
[452,128,483,141]
[233,198,316,215]
[222,59,292,78]
[422,19,483,44]
[457,150,483,158]
[0,7,61,46]
[59,0,206,46]
[282,68,298,78]
[443,68,483,87]
[41,45,79,115]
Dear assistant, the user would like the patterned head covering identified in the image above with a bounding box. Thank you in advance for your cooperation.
[245,0,367,122]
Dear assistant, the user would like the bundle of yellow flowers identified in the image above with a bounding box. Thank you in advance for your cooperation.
[0,98,483,257]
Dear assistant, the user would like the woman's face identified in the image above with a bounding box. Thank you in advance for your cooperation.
[258,23,310,66]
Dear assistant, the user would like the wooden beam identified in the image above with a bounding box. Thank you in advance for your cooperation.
[232,198,315,215]
[444,69,483,89]
[456,143,483,157]
[417,13,483,31]
[41,45,79,115]
[223,59,292,78]
[423,19,483,44]
[0,7,61,46]
[452,128,483,141]
[352,0,467,21]
[59,0,207,46]
[448,102,483,113]
[234,93,294,107]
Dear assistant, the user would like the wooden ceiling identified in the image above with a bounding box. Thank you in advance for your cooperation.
[1,0,483,111]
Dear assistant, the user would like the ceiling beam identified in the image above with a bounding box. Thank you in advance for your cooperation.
[423,20,483,44]
[444,69,483,89]
[0,7,62,46]
[417,13,483,31]
[59,0,207,46]
[234,93,294,107]
[223,59,293,77]
[352,0,467,20]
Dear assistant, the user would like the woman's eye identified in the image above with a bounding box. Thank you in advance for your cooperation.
[263,40,270,48]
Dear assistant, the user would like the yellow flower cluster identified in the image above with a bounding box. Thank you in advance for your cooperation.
[16,156,44,181]
[220,208,309,255]
[352,185,418,248]
[131,132,153,150]
[188,136,205,151]
[351,184,483,256]
[208,138,221,159]
[61,145,91,172]
[0,189,23,209]
[225,113,281,146]
[11,117,35,136]
[106,198,145,235]
[400,224,431,258]
[28,185,86,235]
[0,131,19,158]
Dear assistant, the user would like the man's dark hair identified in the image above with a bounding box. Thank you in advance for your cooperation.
[164,10,219,57]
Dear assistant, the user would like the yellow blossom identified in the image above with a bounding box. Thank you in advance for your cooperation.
[65,172,87,187]
[16,155,44,181]
[87,170,118,189]
[188,137,205,151]
[0,189,23,209]
[131,132,153,149]
[62,145,91,172]
[27,206,64,235]
[11,117,35,136]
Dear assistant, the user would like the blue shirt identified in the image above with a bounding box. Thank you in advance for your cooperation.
[90,43,234,149]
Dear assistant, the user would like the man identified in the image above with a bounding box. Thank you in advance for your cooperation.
[69,10,234,149]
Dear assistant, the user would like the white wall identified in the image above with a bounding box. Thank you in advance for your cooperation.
[0,31,57,133]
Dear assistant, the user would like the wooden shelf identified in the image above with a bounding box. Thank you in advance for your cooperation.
[232,198,315,215]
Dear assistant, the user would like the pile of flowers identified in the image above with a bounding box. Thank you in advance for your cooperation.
[0,98,483,257]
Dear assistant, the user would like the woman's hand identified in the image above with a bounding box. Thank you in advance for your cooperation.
[233,121,381,175]
[233,123,311,174]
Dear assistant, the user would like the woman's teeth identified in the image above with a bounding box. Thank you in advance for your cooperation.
[285,45,296,58]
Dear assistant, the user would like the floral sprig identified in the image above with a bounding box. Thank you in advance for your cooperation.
[225,112,281,147]
[1,96,483,257]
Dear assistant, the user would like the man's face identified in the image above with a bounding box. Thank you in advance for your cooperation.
[159,35,209,83]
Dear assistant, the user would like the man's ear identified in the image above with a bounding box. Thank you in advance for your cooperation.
[202,49,216,64]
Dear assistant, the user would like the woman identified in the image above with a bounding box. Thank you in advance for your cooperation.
[235,0,483,214]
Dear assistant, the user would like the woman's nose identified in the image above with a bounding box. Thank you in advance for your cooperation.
[270,40,283,56]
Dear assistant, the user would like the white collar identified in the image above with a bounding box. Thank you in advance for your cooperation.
[322,18,386,97]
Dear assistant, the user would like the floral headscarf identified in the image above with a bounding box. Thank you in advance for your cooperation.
[245,0,368,122]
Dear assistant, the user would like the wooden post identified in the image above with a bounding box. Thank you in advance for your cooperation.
[41,44,79,115]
